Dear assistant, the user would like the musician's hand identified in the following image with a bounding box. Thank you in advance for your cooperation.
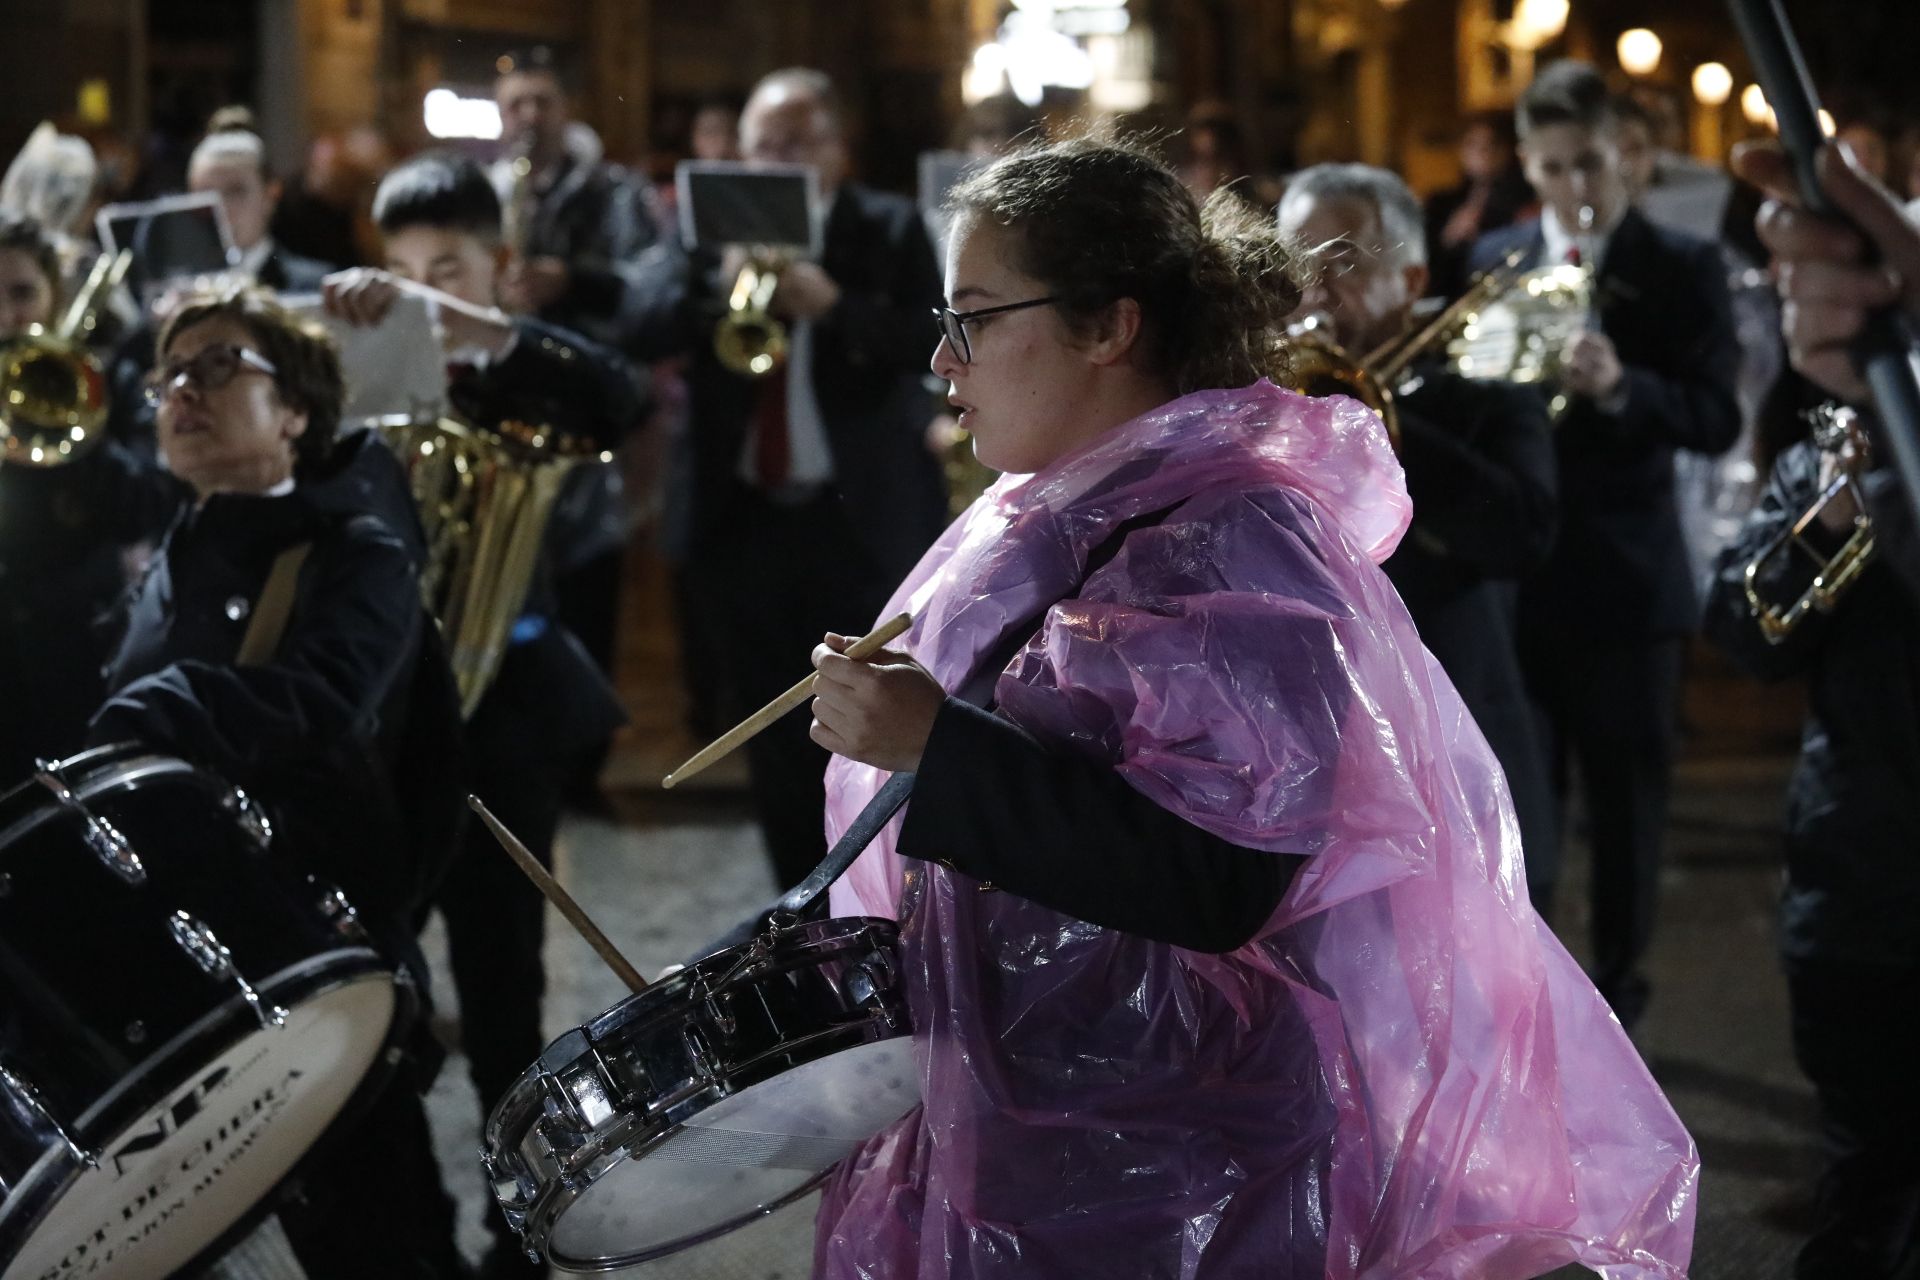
[1734,140,1920,404]
[320,268,403,327]
[809,633,943,773]
[772,262,842,321]
[1562,330,1624,402]
[498,256,570,314]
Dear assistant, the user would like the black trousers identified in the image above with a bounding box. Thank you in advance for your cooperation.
[684,490,891,890]
[434,742,570,1159]
[277,1076,466,1279]
[1787,957,1920,1280]
[1524,634,1685,1027]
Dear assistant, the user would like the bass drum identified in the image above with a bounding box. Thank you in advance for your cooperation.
[484,916,917,1271]
[0,746,410,1280]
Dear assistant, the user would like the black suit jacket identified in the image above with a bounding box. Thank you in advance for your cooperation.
[625,181,948,582]
[1468,208,1740,637]
[257,244,336,294]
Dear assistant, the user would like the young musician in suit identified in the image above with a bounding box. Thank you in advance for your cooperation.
[190,109,337,294]
[1279,163,1561,907]
[322,149,642,1280]
[625,68,948,890]
[1468,61,1741,1029]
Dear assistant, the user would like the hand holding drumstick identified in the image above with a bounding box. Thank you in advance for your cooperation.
[807,632,945,773]
[663,613,936,786]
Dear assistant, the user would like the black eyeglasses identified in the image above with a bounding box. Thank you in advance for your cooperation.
[932,296,1058,365]
[144,344,278,406]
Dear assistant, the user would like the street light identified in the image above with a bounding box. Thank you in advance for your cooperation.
[1691,61,1733,107]
[1511,0,1570,48]
[1618,29,1663,77]
[1741,83,1773,129]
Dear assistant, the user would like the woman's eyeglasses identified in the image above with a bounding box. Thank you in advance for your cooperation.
[144,344,278,406]
[931,296,1058,365]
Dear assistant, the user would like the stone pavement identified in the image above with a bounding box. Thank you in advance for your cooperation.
[416,749,1817,1279]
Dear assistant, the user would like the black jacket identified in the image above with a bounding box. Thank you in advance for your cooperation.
[1702,442,1920,967]
[1470,208,1741,638]
[256,243,336,294]
[90,430,465,921]
[1383,363,1558,869]
[625,181,949,582]
[494,152,663,347]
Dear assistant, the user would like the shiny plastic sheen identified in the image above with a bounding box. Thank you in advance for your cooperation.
[818,381,1696,1279]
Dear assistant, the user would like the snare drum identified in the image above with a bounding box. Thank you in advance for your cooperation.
[0,746,411,1280]
[483,916,918,1270]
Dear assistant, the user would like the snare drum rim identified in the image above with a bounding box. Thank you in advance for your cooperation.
[0,953,405,1276]
[0,749,211,850]
[490,917,914,1269]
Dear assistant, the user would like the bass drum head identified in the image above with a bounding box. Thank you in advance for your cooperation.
[548,1037,919,1269]
[2,973,394,1280]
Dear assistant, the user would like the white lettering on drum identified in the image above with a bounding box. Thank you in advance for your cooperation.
[34,1068,305,1279]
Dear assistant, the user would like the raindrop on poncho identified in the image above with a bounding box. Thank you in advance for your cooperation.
[818,381,1697,1279]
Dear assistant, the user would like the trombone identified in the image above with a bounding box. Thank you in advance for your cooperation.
[0,248,131,467]
[1742,403,1877,644]
[1285,248,1531,448]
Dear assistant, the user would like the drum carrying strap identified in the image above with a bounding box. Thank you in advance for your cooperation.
[757,502,1184,929]
[236,543,312,667]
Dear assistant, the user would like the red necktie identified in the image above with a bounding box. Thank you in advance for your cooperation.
[753,374,790,489]
[1565,244,1582,267]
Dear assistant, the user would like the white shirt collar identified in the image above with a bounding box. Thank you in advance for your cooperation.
[237,238,275,281]
[1539,205,1619,270]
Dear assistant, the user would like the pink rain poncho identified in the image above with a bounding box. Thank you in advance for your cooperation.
[816,380,1696,1279]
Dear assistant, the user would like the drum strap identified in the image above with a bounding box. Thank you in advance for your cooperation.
[237,543,312,667]
[763,502,1183,926]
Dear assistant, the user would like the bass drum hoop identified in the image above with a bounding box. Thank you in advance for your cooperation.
[0,952,402,1276]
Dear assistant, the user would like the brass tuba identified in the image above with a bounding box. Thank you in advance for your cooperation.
[713,251,790,378]
[0,248,131,467]
[376,415,600,717]
[1742,403,1877,644]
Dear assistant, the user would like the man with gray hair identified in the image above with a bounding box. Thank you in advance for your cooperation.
[1280,162,1562,909]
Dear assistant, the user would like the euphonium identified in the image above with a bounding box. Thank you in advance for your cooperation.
[0,248,131,467]
[1443,244,1593,421]
[714,252,789,378]
[376,414,601,717]
[1742,403,1877,644]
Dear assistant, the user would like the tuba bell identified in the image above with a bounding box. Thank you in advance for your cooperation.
[0,248,131,467]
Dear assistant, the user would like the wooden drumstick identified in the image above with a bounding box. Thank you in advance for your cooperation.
[468,795,649,995]
[662,611,914,790]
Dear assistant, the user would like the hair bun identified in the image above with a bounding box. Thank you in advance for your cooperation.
[206,105,259,136]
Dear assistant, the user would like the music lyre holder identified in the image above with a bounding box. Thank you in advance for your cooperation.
[1727,0,1920,525]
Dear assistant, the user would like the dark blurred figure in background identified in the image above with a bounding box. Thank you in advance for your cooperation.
[1424,111,1534,299]
[190,107,337,292]
[271,127,393,270]
[626,68,947,888]
[491,46,663,804]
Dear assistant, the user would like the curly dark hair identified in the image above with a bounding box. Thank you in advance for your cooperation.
[156,286,344,476]
[947,134,1304,394]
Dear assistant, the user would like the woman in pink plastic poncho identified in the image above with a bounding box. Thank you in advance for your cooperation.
[806,139,1697,1279]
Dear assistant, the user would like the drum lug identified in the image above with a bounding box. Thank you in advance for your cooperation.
[0,1062,95,1168]
[222,786,274,850]
[310,877,368,941]
[33,762,145,885]
[167,910,289,1031]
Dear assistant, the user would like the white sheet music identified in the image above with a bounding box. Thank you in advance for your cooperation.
[283,291,448,425]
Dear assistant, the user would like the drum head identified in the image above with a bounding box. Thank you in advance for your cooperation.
[547,1037,918,1269]
[2,974,395,1280]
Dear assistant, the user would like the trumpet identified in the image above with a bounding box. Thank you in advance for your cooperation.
[1742,403,1877,644]
[0,248,131,467]
[714,251,789,378]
